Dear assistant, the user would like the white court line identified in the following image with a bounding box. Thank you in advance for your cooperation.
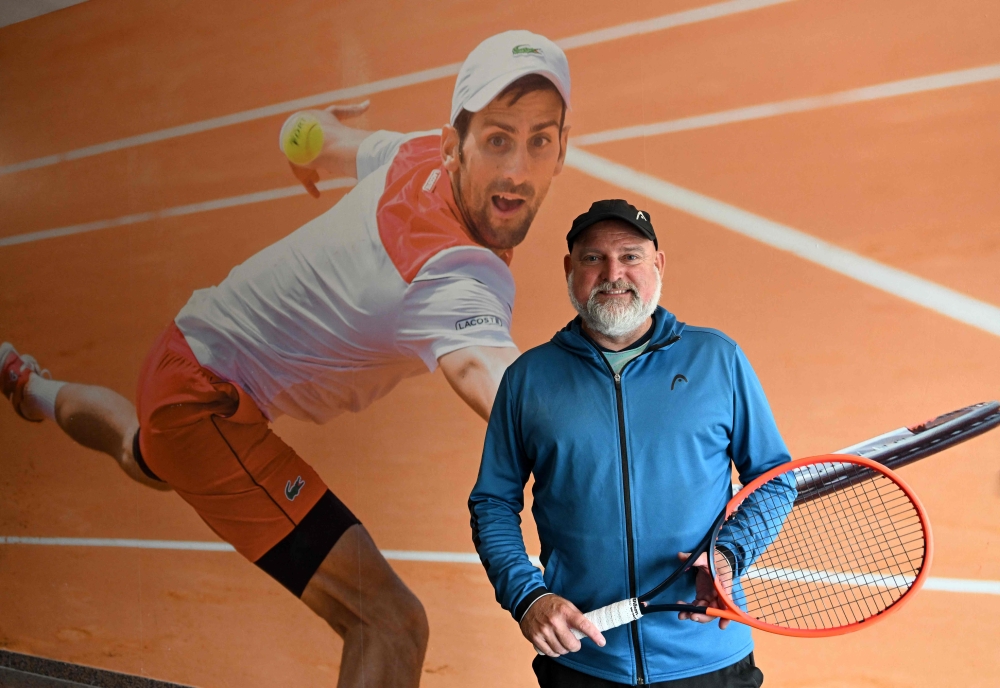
[0,536,235,552]
[0,536,541,566]
[0,536,990,594]
[747,564,915,590]
[563,147,1000,338]
[573,63,1000,146]
[0,178,355,248]
[0,0,795,177]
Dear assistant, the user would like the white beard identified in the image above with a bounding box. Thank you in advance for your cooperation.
[567,272,661,340]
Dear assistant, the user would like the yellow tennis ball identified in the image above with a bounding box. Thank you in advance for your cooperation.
[280,112,325,165]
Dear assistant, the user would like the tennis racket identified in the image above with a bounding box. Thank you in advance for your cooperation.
[731,400,1000,498]
[834,399,999,468]
[568,454,932,640]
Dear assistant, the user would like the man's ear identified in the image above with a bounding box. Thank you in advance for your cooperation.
[441,124,461,173]
[553,124,572,177]
[564,253,572,279]
[654,249,666,275]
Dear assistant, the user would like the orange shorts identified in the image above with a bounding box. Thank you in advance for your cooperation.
[134,323,358,596]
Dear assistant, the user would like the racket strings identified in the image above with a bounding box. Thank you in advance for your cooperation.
[765,479,922,627]
[716,462,926,631]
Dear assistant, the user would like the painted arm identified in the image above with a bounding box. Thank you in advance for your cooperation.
[286,102,372,197]
[438,345,520,421]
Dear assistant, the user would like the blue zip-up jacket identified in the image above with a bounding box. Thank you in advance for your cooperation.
[469,308,791,684]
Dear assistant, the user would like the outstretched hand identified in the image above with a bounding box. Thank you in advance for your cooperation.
[675,551,733,629]
[287,101,371,198]
[520,594,606,656]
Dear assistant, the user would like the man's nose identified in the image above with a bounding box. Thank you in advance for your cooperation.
[602,259,627,283]
[503,142,531,185]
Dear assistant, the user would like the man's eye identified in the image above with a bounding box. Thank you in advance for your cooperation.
[532,135,550,148]
[489,135,506,147]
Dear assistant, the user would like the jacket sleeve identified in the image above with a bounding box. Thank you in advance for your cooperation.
[469,371,549,622]
[728,345,791,483]
[715,346,796,577]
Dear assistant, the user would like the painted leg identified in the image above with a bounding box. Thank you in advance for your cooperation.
[301,524,429,688]
[2,343,167,490]
[52,382,169,490]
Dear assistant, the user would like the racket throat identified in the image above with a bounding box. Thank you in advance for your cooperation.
[643,602,710,615]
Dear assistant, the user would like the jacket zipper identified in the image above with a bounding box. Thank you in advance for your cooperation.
[597,334,679,685]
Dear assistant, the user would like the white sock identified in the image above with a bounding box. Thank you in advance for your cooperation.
[23,374,66,422]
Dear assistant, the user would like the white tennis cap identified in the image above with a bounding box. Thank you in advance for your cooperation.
[450,30,571,125]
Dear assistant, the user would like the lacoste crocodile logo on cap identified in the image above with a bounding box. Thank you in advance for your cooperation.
[512,44,542,56]
[285,476,305,501]
[671,374,688,390]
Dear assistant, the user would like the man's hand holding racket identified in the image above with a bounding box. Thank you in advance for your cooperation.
[521,594,606,656]
[676,551,734,629]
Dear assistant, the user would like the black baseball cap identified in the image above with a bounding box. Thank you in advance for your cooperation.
[566,199,657,251]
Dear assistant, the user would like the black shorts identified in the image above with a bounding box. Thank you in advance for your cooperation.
[533,652,764,688]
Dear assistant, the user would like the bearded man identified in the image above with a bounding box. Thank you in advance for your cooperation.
[469,199,788,687]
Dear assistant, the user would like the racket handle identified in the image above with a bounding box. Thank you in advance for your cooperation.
[534,598,642,655]
[572,598,643,639]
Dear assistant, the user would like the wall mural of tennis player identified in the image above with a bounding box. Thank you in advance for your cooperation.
[5,3,999,687]
[1,30,570,688]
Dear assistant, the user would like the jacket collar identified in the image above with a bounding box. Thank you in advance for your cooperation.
[551,306,685,365]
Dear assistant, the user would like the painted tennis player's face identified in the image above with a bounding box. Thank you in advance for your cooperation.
[443,87,569,250]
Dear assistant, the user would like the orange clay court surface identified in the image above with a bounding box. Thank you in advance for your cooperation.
[2,1,1000,686]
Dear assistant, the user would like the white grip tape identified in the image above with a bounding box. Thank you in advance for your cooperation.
[534,598,642,654]
[571,598,643,639]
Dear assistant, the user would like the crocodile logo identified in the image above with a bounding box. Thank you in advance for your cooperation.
[285,476,305,501]
[512,44,542,56]
[670,374,688,390]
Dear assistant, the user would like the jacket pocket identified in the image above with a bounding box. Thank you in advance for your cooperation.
[542,549,562,591]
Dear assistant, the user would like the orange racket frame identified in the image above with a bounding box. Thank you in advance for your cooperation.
[702,454,934,637]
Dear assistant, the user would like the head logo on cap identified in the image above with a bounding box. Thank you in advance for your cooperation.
[512,44,542,56]
[566,199,659,251]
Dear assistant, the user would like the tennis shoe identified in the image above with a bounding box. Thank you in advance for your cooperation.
[1,342,49,422]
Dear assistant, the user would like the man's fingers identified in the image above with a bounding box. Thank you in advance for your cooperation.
[677,599,714,624]
[325,100,370,119]
[552,623,583,654]
[289,162,321,197]
[532,637,558,657]
[540,626,573,656]
[569,613,606,648]
[677,551,710,568]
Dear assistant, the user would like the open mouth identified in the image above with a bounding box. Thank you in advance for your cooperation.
[491,194,526,216]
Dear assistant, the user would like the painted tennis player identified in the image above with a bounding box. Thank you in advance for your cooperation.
[1,30,570,687]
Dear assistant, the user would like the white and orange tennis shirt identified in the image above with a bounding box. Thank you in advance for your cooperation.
[174,131,517,424]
